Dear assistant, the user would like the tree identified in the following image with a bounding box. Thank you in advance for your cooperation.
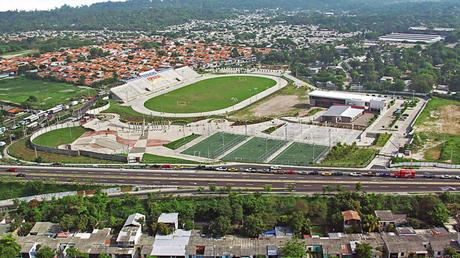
[242,214,266,237]
[65,246,88,258]
[444,246,460,258]
[362,214,379,233]
[0,235,20,258]
[355,243,373,258]
[99,254,111,258]
[36,246,55,258]
[410,73,435,93]
[355,182,363,192]
[209,216,232,237]
[279,240,306,258]
[157,223,174,235]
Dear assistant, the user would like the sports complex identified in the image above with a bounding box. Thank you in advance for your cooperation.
[12,66,421,168]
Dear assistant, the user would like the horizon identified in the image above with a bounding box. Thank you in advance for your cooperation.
[0,0,126,12]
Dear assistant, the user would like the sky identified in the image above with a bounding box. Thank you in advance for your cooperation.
[0,0,126,12]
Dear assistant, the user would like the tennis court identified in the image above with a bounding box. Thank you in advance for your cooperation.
[181,132,249,159]
[270,142,328,166]
[222,137,288,163]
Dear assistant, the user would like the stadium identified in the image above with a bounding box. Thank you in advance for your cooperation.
[110,66,288,118]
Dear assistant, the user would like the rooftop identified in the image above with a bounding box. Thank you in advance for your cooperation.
[374,210,407,223]
[309,90,385,102]
[158,213,179,224]
[322,105,364,119]
[342,210,361,221]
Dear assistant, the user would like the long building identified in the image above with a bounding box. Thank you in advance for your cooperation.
[309,90,386,111]
[378,33,443,44]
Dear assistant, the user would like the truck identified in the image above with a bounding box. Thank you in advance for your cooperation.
[393,169,416,178]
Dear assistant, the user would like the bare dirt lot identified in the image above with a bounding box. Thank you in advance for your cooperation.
[250,95,303,117]
[418,104,460,134]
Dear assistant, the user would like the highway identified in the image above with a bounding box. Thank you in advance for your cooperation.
[1,165,460,193]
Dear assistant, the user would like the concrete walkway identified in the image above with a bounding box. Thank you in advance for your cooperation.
[130,73,288,118]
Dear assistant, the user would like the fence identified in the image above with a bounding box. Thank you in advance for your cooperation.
[390,162,460,169]
[86,102,111,115]
[28,121,128,163]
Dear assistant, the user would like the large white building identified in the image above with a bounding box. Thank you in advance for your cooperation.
[378,33,443,44]
[309,90,386,111]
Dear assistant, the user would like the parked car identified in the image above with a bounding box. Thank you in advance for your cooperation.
[270,165,281,170]
[440,175,452,179]
[308,170,319,175]
[215,167,227,171]
[332,171,344,176]
[321,171,332,176]
[6,168,16,172]
[227,167,239,172]
[16,173,26,177]
[423,173,435,178]
[349,172,361,177]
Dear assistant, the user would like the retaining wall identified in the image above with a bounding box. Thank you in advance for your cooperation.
[28,121,127,163]
[86,102,110,115]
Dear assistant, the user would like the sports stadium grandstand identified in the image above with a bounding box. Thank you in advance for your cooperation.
[111,66,201,102]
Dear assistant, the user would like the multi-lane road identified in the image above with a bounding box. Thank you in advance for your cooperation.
[2,165,460,193]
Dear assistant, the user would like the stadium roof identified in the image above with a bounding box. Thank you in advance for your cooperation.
[378,33,442,43]
[309,90,384,102]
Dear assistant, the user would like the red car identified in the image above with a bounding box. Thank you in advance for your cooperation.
[6,168,16,172]
[161,164,173,169]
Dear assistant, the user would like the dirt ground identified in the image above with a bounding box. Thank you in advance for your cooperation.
[418,105,460,134]
[250,95,304,117]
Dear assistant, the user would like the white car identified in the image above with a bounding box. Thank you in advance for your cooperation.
[215,167,226,171]
[270,165,281,170]
[349,172,362,177]
[440,175,452,179]
[455,176,460,180]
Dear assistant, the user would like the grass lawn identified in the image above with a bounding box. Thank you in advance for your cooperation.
[271,142,328,166]
[142,153,199,164]
[144,76,277,113]
[32,126,89,147]
[8,137,119,164]
[0,77,96,109]
[319,143,376,168]
[222,137,288,163]
[373,133,391,147]
[307,108,323,116]
[0,178,103,200]
[164,134,201,150]
[410,97,460,164]
[182,132,249,159]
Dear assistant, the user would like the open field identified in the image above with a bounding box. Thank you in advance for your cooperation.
[8,137,120,164]
[142,153,199,164]
[144,76,277,113]
[0,77,96,109]
[319,143,376,168]
[182,132,249,159]
[163,134,201,150]
[230,84,309,121]
[32,127,89,148]
[271,142,328,166]
[222,137,288,163]
[411,97,460,164]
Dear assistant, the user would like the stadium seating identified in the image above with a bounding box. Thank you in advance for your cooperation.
[110,66,201,103]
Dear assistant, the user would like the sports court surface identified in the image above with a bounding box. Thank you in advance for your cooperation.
[181,132,249,159]
[270,142,328,166]
[222,137,288,163]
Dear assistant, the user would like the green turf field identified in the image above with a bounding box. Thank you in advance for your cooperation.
[222,137,288,163]
[182,132,249,159]
[270,142,328,166]
[164,134,201,150]
[142,153,199,164]
[144,76,277,113]
[0,77,96,109]
[32,126,89,148]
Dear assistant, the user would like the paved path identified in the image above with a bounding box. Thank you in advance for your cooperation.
[130,74,288,118]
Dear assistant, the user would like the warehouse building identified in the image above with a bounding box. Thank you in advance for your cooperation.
[378,33,443,44]
[320,105,365,123]
[309,90,386,111]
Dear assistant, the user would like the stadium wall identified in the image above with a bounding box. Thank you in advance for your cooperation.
[28,122,127,163]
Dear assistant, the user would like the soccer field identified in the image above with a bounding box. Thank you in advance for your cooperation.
[222,137,288,163]
[270,142,328,166]
[0,77,96,109]
[144,76,277,113]
[182,132,249,159]
[32,126,90,148]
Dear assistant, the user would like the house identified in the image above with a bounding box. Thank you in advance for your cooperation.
[150,213,192,258]
[382,234,428,258]
[116,213,145,248]
[374,210,407,231]
[28,222,61,237]
[342,211,362,233]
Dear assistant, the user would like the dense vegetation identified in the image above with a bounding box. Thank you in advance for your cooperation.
[319,143,376,167]
[9,191,458,238]
[0,0,458,33]
[0,179,102,200]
